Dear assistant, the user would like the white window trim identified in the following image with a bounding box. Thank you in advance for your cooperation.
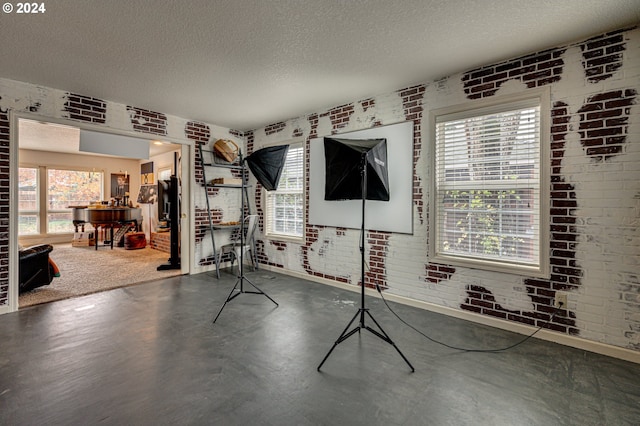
[17,165,40,236]
[263,140,305,242]
[18,164,105,237]
[428,88,550,278]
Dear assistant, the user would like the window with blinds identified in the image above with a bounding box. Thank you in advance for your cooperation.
[265,143,304,239]
[430,92,549,276]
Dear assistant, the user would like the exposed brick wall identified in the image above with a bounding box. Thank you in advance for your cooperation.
[426,263,456,284]
[400,85,426,223]
[581,29,627,83]
[150,232,171,253]
[398,85,457,285]
[578,90,637,161]
[361,98,375,112]
[265,122,286,135]
[127,106,167,136]
[0,107,8,306]
[187,121,211,188]
[328,103,355,130]
[63,93,107,124]
[548,100,580,292]
[366,231,389,290]
[462,284,577,333]
[463,48,565,99]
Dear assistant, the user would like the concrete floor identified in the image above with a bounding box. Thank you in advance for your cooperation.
[1,270,639,425]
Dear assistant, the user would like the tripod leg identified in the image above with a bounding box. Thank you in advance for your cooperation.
[363,310,415,372]
[212,279,241,323]
[242,276,279,306]
[317,309,363,371]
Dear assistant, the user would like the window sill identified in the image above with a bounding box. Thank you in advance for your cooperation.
[264,233,304,244]
[430,252,549,279]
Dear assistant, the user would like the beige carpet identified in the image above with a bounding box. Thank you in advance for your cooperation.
[19,243,182,308]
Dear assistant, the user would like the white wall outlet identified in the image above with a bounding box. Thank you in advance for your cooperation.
[554,291,568,309]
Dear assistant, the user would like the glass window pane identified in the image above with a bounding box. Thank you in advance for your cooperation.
[48,169,102,209]
[19,168,38,212]
[47,212,75,234]
[435,100,542,271]
[266,144,304,238]
[18,215,38,235]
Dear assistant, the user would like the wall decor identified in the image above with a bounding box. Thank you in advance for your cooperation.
[141,161,154,185]
[110,173,129,198]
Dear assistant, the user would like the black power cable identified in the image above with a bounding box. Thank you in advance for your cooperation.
[361,235,563,353]
[375,283,562,353]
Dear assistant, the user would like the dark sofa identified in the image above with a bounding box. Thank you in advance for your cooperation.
[19,244,57,293]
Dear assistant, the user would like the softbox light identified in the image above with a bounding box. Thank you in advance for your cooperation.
[246,145,290,191]
[324,137,389,201]
[318,136,414,372]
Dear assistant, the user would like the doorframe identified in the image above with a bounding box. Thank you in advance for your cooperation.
[7,111,195,313]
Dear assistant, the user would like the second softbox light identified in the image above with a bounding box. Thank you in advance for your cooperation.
[323,137,389,201]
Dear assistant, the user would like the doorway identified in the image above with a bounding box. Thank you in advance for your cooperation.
[12,117,192,309]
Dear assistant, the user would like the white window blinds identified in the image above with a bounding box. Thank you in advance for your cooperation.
[265,143,304,238]
[433,97,544,273]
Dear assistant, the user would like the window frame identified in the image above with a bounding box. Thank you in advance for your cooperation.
[428,89,550,278]
[18,164,104,237]
[263,141,305,242]
[17,166,40,236]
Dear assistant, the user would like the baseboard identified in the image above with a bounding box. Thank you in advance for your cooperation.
[260,265,640,365]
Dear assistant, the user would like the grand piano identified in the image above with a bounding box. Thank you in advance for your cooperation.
[71,206,143,250]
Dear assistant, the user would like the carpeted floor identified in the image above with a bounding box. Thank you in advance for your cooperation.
[19,243,182,308]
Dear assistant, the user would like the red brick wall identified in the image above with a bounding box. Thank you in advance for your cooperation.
[150,232,171,253]
[64,94,107,124]
[127,106,167,135]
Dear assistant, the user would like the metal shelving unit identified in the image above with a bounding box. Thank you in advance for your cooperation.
[197,144,251,278]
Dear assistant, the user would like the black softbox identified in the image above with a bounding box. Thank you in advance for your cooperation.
[246,145,289,191]
[324,137,389,201]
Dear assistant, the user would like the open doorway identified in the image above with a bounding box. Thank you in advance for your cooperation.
[16,118,188,308]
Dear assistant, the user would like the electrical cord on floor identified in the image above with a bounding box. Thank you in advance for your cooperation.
[359,235,562,353]
[374,282,562,353]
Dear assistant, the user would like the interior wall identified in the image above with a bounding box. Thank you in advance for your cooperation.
[248,27,640,356]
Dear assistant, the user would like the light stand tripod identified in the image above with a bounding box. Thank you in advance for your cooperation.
[317,153,414,372]
[213,150,278,323]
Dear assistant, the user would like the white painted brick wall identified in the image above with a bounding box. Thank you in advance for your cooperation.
[250,27,640,353]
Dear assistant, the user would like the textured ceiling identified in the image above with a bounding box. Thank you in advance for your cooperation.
[1,0,639,131]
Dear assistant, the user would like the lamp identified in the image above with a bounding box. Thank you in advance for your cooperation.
[213,144,289,323]
[317,137,414,372]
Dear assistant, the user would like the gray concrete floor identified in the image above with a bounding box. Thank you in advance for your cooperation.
[1,270,639,425]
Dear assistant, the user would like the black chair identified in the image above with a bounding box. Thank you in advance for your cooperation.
[19,244,56,293]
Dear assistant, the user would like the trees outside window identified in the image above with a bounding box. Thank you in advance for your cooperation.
[430,91,549,277]
[18,167,103,236]
[265,143,304,239]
